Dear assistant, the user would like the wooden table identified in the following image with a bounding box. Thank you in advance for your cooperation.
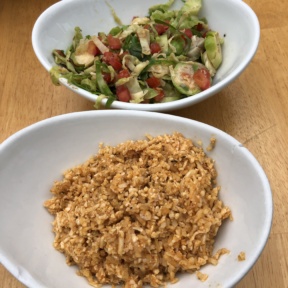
[1,0,287,287]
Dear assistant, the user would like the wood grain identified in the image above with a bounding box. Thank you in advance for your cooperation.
[1,0,287,287]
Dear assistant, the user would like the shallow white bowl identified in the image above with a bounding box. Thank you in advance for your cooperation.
[0,110,272,287]
[32,0,260,111]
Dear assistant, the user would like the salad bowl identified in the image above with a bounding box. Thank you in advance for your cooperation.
[0,110,272,287]
[32,0,260,111]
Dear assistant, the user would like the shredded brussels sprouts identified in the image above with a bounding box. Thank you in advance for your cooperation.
[50,0,223,107]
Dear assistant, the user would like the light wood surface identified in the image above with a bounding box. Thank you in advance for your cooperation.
[1,0,288,287]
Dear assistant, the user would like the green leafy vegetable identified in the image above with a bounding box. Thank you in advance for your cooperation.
[50,0,223,107]
[95,61,114,96]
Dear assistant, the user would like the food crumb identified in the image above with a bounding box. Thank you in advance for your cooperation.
[196,271,209,282]
[44,132,231,287]
[206,136,216,151]
[208,248,230,265]
[238,251,246,261]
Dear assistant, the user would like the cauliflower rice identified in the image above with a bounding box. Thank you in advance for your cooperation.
[44,132,231,287]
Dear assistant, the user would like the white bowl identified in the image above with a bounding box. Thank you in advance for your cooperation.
[0,110,272,288]
[32,0,260,112]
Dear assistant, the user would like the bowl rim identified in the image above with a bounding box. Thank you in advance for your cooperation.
[31,0,260,111]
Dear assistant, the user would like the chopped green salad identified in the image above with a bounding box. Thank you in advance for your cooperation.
[50,0,223,107]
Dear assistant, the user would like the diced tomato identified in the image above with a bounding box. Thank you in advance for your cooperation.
[87,41,101,56]
[107,34,122,50]
[102,72,112,84]
[116,85,131,102]
[150,42,161,54]
[193,68,211,90]
[118,69,130,79]
[146,76,161,88]
[183,28,193,38]
[154,88,165,102]
[103,52,122,71]
[55,49,65,57]
[196,23,204,31]
[154,23,169,35]
[202,31,207,38]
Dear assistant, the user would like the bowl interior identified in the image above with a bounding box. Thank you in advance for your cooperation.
[32,0,260,111]
[0,111,272,288]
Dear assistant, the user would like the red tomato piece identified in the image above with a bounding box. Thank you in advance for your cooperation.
[150,42,161,54]
[87,41,101,56]
[193,68,211,90]
[118,69,130,79]
[183,28,193,38]
[146,76,161,88]
[103,52,122,71]
[102,72,112,84]
[107,34,122,50]
[154,23,169,35]
[196,23,203,31]
[154,88,165,102]
[116,85,131,102]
